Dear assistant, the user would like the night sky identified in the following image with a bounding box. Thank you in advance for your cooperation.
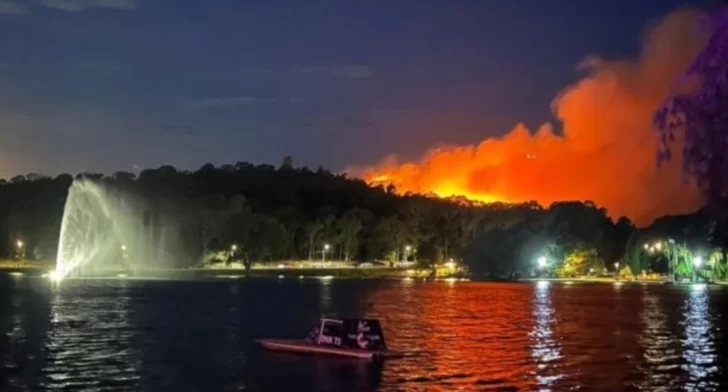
[0,0,708,178]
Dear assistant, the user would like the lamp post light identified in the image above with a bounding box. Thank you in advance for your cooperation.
[693,256,702,283]
[120,244,129,264]
[614,262,620,280]
[537,256,547,278]
[227,244,238,265]
[404,245,412,262]
[445,258,456,270]
[15,240,24,260]
[322,243,330,262]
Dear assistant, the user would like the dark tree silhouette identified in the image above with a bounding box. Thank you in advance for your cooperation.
[0,158,723,278]
[654,7,728,208]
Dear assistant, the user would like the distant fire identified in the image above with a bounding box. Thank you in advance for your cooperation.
[355,9,711,226]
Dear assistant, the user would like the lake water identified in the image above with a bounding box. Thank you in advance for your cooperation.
[0,274,726,391]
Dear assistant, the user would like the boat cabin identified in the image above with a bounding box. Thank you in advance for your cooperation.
[308,318,387,351]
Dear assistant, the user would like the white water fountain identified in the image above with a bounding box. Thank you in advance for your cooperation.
[52,180,179,281]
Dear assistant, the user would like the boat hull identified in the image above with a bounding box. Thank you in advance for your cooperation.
[258,339,395,360]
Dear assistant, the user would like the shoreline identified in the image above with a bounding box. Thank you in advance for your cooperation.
[523,277,667,284]
[0,265,725,285]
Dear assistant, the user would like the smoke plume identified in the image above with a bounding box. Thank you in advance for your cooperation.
[356,9,711,226]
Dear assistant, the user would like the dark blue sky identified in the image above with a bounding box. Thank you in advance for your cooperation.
[0,0,707,177]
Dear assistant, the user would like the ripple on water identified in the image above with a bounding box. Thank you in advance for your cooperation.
[0,277,727,391]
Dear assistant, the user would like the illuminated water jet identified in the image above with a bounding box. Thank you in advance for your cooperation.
[54,180,180,280]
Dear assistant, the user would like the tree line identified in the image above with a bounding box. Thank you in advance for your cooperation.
[0,157,725,280]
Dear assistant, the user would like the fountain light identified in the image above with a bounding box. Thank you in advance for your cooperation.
[48,270,63,283]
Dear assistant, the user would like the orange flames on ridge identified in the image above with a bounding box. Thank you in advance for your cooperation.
[354,9,710,226]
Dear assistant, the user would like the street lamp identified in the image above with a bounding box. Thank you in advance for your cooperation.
[404,245,412,262]
[445,258,456,269]
[536,256,547,278]
[227,244,238,265]
[692,256,703,283]
[693,256,702,268]
[323,243,330,262]
[121,244,127,251]
[614,262,620,280]
[15,240,24,260]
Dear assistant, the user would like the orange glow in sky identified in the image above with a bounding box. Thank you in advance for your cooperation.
[355,10,709,226]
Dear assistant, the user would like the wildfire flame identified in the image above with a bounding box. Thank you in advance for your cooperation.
[356,9,710,226]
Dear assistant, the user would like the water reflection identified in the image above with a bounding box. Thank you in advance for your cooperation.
[530,281,564,390]
[318,279,332,312]
[42,280,141,390]
[2,277,728,390]
[682,284,718,391]
[638,289,681,390]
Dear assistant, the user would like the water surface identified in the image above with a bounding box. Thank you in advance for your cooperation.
[0,275,725,391]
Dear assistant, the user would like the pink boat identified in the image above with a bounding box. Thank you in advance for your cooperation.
[258,318,400,361]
